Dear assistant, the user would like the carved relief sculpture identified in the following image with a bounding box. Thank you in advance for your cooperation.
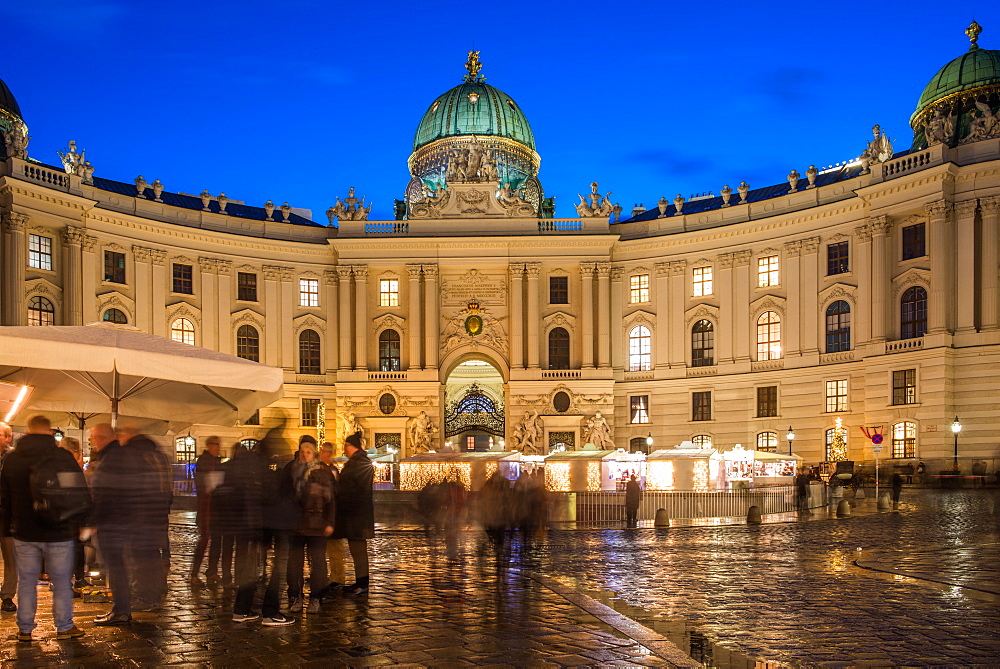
[408,410,436,454]
[583,411,613,449]
[512,410,543,454]
[924,107,955,147]
[961,99,1000,144]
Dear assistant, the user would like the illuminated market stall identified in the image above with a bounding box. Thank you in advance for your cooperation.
[398,451,521,491]
[645,447,720,491]
[720,444,800,487]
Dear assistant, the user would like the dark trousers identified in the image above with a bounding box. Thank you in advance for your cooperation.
[128,524,168,606]
[99,528,132,617]
[287,534,327,601]
[625,506,638,527]
[261,529,289,617]
[206,533,234,580]
[232,533,260,615]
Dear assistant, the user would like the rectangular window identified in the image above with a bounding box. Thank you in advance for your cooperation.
[630,395,650,424]
[757,255,779,287]
[892,422,917,458]
[756,386,778,417]
[892,369,917,405]
[172,263,193,294]
[549,276,568,304]
[466,435,475,451]
[825,379,848,412]
[300,398,321,427]
[693,266,713,297]
[28,234,53,271]
[629,274,650,303]
[299,278,319,307]
[827,241,849,275]
[902,222,926,260]
[692,391,712,421]
[104,250,125,284]
[237,272,257,301]
[379,279,399,307]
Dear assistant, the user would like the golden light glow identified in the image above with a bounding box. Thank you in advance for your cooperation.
[400,462,471,491]
[485,462,498,480]
[317,400,326,444]
[693,460,710,491]
[586,462,601,491]
[645,461,674,490]
[546,462,571,491]
[829,417,848,462]
[374,462,392,483]
[3,385,30,424]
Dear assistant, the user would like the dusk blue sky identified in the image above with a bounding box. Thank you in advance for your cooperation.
[2,1,997,222]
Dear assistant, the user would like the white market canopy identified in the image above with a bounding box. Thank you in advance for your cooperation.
[0,325,284,428]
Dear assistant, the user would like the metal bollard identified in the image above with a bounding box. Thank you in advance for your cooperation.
[747,505,762,524]
[654,508,670,527]
[877,492,892,510]
[836,499,852,517]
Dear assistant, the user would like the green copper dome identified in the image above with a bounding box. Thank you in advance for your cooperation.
[913,48,1000,116]
[413,81,535,151]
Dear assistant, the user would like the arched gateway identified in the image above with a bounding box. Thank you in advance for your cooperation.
[443,359,505,452]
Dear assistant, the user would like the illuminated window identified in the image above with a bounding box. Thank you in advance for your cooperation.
[693,266,713,297]
[691,319,714,367]
[902,222,925,260]
[172,263,193,294]
[299,329,321,374]
[757,255,779,287]
[28,234,53,270]
[630,395,649,424]
[237,272,258,301]
[900,286,927,339]
[825,300,851,352]
[174,435,197,464]
[301,398,320,427]
[756,386,777,417]
[28,296,55,326]
[825,427,848,461]
[171,318,195,345]
[691,434,712,448]
[756,311,782,360]
[299,278,319,307]
[378,329,400,371]
[892,421,917,458]
[548,327,570,370]
[549,276,568,304]
[892,369,916,405]
[236,325,259,362]
[757,431,778,453]
[827,241,849,275]
[628,325,651,371]
[379,279,399,307]
[629,274,649,303]
[104,250,125,284]
[102,308,127,325]
[825,379,848,412]
[692,392,711,421]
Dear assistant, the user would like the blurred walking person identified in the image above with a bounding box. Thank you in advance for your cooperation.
[285,436,335,613]
[318,441,346,597]
[59,437,88,591]
[624,474,642,528]
[190,436,223,585]
[334,432,374,595]
[219,441,266,623]
[0,421,18,612]
[478,471,511,553]
[258,437,298,626]
[0,415,86,641]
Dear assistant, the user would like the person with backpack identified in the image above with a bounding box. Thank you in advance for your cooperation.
[0,415,87,642]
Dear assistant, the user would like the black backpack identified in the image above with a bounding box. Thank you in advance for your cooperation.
[29,454,93,526]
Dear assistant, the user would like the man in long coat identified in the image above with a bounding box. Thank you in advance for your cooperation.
[333,432,373,595]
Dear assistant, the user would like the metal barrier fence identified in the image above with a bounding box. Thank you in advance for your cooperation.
[574,485,801,523]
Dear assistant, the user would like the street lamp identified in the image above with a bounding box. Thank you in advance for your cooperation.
[786,426,795,456]
[645,433,653,454]
[951,416,962,470]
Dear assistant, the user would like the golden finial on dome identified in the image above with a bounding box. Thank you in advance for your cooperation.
[464,50,483,83]
[966,20,982,50]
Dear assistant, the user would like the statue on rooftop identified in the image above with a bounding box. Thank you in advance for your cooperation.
[57,141,85,176]
[329,186,372,221]
[576,182,614,218]
[3,124,29,160]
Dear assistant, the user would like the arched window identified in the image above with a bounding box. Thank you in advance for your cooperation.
[756,311,782,360]
[102,308,127,325]
[825,300,851,353]
[171,318,195,345]
[825,427,848,461]
[298,329,321,374]
[691,319,714,367]
[378,329,400,371]
[691,434,712,448]
[548,327,570,370]
[28,296,55,326]
[900,286,927,339]
[236,324,260,362]
[891,421,917,458]
[628,325,651,371]
[756,431,778,453]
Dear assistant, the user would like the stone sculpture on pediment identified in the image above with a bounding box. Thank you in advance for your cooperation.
[439,301,507,355]
[924,107,955,147]
[3,124,30,160]
[862,125,894,167]
[576,182,614,218]
[57,141,85,176]
[497,182,536,217]
[961,99,1000,144]
[329,187,372,221]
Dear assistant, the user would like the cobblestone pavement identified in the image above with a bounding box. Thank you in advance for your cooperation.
[0,488,997,667]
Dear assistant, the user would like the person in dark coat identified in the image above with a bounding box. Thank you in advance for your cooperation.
[257,437,298,626]
[624,475,642,528]
[890,472,903,505]
[190,436,223,584]
[333,432,374,595]
[217,441,265,622]
[285,436,335,613]
[0,415,86,641]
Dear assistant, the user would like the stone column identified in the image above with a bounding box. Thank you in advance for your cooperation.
[580,263,595,368]
[61,227,86,326]
[525,262,541,368]
[262,266,282,367]
[279,268,295,370]
[148,250,166,336]
[354,265,369,370]
[654,262,670,369]
[130,245,152,332]
[717,253,734,364]
[324,270,339,370]
[2,212,28,325]
[337,267,353,369]
[199,258,219,351]
[610,267,625,370]
[926,200,952,334]
[217,261,233,355]
[800,237,821,355]
[732,252,751,362]
[854,225,873,345]
[981,196,1000,331]
[667,260,687,367]
[954,200,978,333]
[423,264,439,370]
[870,216,893,341]
[509,264,525,369]
[407,264,423,370]
[783,241,802,357]
[596,262,611,368]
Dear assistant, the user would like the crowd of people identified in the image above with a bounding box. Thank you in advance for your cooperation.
[0,417,374,640]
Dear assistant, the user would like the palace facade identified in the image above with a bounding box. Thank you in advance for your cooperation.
[2,28,1000,470]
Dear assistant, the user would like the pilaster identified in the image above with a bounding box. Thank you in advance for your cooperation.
[610,266,625,370]
[337,267,353,370]
[423,264,439,370]
[926,200,952,335]
[596,262,611,368]
[800,237,820,355]
[2,212,28,325]
[354,265,369,370]
[324,270,339,369]
[147,249,166,336]
[870,216,893,341]
[525,262,541,369]
[732,252,751,362]
[981,196,1000,331]
[580,263,595,368]
[654,262,670,369]
[407,264,423,370]
[954,200,978,333]
[717,253,735,364]
[509,263,525,369]
[60,227,86,326]
[854,225,873,346]
[783,240,802,357]
[199,258,219,351]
